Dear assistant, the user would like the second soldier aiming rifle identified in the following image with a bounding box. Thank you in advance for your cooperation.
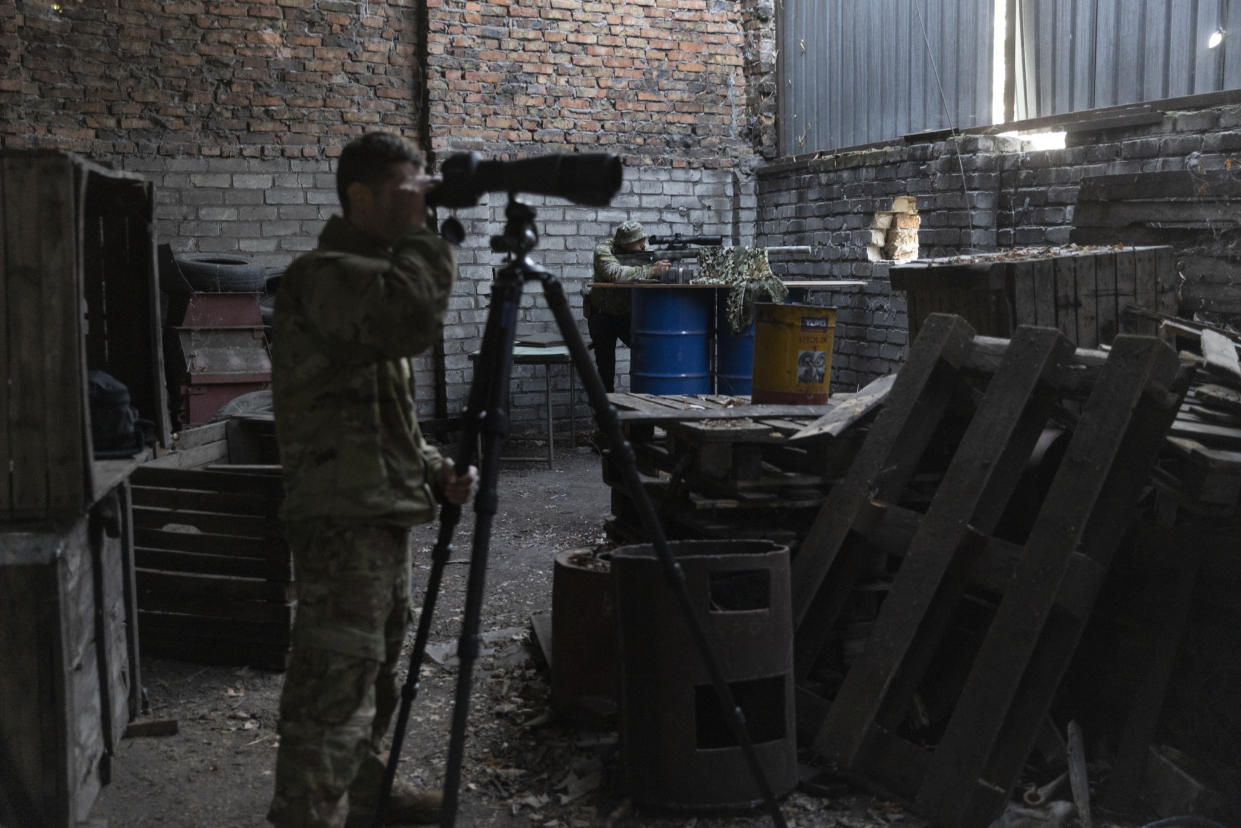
[616,232,813,283]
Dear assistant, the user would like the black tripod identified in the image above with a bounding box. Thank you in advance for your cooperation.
[375,197,788,828]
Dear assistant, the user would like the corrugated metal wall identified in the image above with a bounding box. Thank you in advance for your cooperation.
[1015,0,1241,118]
[778,0,995,155]
[779,1,1241,157]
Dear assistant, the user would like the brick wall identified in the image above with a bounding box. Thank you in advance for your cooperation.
[2,0,772,431]
[422,0,760,166]
[756,102,1241,390]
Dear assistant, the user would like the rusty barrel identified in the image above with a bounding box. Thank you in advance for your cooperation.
[550,547,618,725]
[611,539,796,811]
[750,302,835,404]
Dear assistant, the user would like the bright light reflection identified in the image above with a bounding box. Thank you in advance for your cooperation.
[1208,29,1225,49]
[997,131,1067,151]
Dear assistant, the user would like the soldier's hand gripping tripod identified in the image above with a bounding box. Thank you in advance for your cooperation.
[374,196,788,828]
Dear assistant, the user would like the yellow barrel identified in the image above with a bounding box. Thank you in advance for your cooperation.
[751,303,835,404]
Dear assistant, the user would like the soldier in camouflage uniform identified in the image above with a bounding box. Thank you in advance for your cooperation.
[584,221,670,393]
[267,132,477,828]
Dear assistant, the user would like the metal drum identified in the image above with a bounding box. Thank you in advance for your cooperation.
[630,288,711,395]
[750,302,836,404]
[715,290,755,396]
[551,547,618,725]
[612,539,797,811]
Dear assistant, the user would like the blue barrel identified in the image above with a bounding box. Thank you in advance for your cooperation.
[715,290,754,395]
[630,289,711,395]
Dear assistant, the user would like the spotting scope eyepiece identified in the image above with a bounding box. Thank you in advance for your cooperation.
[429,151,623,209]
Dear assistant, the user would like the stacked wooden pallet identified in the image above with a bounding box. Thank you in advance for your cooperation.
[791,314,1190,827]
[1153,321,1241,515]
[602,390,883,549]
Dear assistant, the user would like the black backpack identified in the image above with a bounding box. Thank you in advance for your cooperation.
[88,371,153,458]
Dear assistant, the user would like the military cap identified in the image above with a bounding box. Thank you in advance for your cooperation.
[614,220,646,246]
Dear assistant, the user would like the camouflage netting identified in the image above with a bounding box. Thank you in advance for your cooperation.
[691,246,788,333]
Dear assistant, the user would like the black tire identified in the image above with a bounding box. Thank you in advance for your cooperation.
[174,254,269,292]
[260,268,283,327]
[208,390,273,422]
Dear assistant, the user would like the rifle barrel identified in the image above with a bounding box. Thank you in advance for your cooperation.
[617,244,813,265]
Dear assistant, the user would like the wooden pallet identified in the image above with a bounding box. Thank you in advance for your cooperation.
[131,456,291,671]
[791,313,1189,827]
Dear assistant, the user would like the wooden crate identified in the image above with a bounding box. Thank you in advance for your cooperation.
[1,150,170,522]
[132,418,291,670]
[891,246,1178,348]
[0,476,141,827]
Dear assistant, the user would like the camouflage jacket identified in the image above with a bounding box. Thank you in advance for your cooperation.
[585,238,656,318]
[272,215,456,525]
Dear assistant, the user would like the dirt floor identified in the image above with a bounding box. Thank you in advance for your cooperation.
[88,442,930,828]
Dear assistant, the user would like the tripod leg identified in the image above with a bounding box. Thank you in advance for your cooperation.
[372,516,455,828]
[373,267,513,827]
[439,266,525,827]
[538,271,788,828]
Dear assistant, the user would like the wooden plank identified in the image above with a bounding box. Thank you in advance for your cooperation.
[1053,254,1078,345]
[129,486,279,518]
[4,153,83,518]
[1094,252,1120,346]
[142,442,229,470]
[117,482,143,720]
[1200,329,1241,386]
[1133,247,1159,324]
[916,336,1181,826]
[614,402,831,424]
[170,421,229,451]
[134,527,278,560]
[136,626,289,671]
[132,506,280,540]
[137,588,291,628]
[131,466,283,497]
[1075,254,1099,348]
[134,548,274,580]
[1103,520,1203,813]
[791,374,895,440]
[1194,383,1241,415]
[1009,261,1036,328]
[854,501,1023,596]
[817,327,1075,769]
[1115,247,1141,335]
[1032,258,1057,328]
[0,535,72,827]
[792,315,976,675]
[1168,419,1241,448]
[135,610,290,641]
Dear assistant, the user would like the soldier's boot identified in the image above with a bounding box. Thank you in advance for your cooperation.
[346,752,442,826]
[344,785,442,827]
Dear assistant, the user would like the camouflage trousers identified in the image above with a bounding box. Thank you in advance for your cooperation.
[268,520,412,828]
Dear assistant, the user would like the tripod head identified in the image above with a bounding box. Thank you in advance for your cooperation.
[489,197,540,259]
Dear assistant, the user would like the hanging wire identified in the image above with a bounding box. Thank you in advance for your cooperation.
[912,0,975,230]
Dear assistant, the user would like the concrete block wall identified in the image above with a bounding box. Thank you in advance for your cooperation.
[756,135,1023,389]
[755,102,1241,389]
